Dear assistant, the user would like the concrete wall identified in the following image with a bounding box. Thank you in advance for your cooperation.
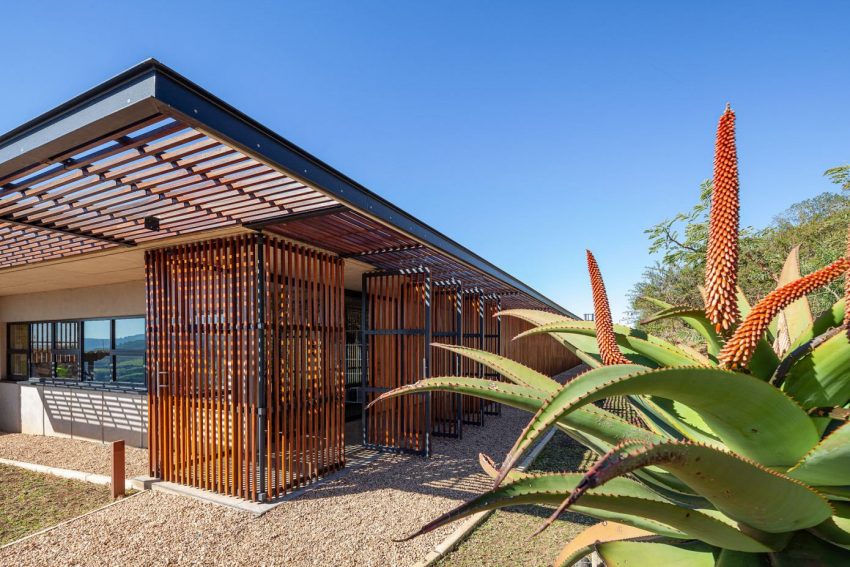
[0,382,147,448]
[0,281,147,447]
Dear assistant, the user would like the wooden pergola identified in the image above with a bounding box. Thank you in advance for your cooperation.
[0,60,578,501]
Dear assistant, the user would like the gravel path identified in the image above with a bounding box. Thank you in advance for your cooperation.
[1,406,530,566]
[0,433,149,478]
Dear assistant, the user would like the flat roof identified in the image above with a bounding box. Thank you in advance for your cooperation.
[0,59,574,316]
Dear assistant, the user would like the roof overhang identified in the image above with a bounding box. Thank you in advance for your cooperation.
[0,59,575,316]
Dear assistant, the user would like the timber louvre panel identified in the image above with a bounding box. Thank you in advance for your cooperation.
[431,280,463,438]
[361,269,432,456]
[461,291,485,426]
[482,295,502,417]
[147,233,344,501]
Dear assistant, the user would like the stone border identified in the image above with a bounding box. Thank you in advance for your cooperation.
[0,457,135,491]
[413,428,557,567]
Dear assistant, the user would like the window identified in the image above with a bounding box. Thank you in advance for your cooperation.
[7,324,28,380]
[6,317,145,386]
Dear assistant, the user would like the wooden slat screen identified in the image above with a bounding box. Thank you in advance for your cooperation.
[261,236,345,499]
[461,292,485,426]
[147,233,344,502]
[500,316,580,377]
[431,281,462,438]
[363,270,431,455]
[482,296,502,417]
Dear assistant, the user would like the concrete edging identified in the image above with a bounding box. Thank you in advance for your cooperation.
[0,457,135,491]
[413,428,558,567]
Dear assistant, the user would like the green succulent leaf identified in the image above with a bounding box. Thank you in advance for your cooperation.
[776,245,814,347]
[714,549,767,566]
[554,522,660,567]
[788,422,850,486]
[431,344,560,393]
[783,331,850,409]
[369,376,665,448]
[499,309,603,368]
[542,331,657,367]
[516,321,705,367]
[788,298,844,352]
[628,395,723,447]
[767,530,850,566]
[597,540,719,567]
[809,502,850,549]
[400,473,777,553]
[567,441,834,533]
[502,365,817,470]
[641,305,723,357]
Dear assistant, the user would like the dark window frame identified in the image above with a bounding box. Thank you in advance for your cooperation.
[5,315,146,388]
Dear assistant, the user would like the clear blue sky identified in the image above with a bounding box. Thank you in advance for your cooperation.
[2,1,848,320]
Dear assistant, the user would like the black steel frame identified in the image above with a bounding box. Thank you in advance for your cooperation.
[360,267,432,457]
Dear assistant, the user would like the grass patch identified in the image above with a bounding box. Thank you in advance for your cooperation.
[439,397,639,566]
[0,463,112,545]
[437,431,596,567]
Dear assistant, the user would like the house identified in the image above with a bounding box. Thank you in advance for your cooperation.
[0,60,578,502]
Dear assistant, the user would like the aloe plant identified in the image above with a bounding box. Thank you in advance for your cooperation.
[370,106,850,564]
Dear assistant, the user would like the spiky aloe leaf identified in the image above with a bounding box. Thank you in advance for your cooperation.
[431,344,560,393]
[767,531,850,565]
[554,441,833,534]
[788,422,850,486]
[368,376,665,448]
[714,549,766,566]
[567,428,709,508]
[500,309,602,368]
[777,245,814,348]
[401,473,779,552]
[554,522,659,567]
[641,304,723,357]
[499,366,817,475]
[788,298,844,352]
[539,330,657,367]
[782,331,850,409]
[628,396,722,447]
[597,540,719,567]
[515,321,705,367]
[809,502,850,549]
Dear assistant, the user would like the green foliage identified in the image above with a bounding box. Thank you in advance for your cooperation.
[631,180,850,347]
[377,163,850,565]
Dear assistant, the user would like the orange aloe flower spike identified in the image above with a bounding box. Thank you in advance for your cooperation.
[586,250,631,365]
[705,104,741,333]
[719,256,850,368]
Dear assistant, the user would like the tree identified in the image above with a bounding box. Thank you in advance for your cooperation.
[629,168,850,346]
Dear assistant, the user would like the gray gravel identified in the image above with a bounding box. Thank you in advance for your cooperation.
[0,433,149,477]
[1,406,531,566]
